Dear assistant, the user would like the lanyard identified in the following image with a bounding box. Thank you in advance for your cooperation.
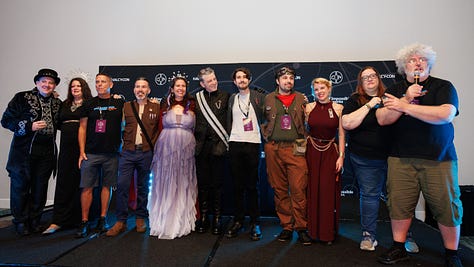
[97,97,111,119]
[237,94,250,118]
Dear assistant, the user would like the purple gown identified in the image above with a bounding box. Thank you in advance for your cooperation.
[148,108,197,239]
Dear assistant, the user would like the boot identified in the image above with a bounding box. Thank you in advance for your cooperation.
[105,221,127,237]
[212,214,222,235]
[135,218,147,233]
[196,199,210,233]
[211,188,223,235]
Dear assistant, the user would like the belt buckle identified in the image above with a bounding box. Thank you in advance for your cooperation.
[135,144,143,151]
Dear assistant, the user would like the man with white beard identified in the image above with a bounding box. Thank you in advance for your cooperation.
[376,43,463,267]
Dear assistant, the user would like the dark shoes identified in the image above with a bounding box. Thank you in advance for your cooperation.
[212,216,222,235]
[277,229,293,242]
[76,221,90,238]
[15,223,30,236]
[249,224,262,241]
[378,245,410,265]
[445,255,463,267]
[226,221,262,241]
[297,230,312,246]
[96,216,109,233]
[29,220,43,233]
[196,215,210,233]
[226,221,243,238]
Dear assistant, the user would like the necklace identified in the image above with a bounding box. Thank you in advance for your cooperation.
[71,99,83,112]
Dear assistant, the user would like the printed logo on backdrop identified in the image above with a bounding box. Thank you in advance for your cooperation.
[112,77,130,82]
[100,61,400,106]
[329,70,344,85]
[154,73,167,86]
[99,61,401,217]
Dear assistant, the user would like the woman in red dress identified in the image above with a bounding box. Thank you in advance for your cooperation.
[305,77,345,244]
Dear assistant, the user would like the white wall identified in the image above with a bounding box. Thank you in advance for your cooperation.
[1,0,473,208]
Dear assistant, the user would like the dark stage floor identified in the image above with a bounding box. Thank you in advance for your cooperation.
[0,210,473,267]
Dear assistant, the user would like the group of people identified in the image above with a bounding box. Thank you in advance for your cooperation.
[1,42,463,266]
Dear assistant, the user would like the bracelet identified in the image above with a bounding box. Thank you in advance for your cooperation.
[364,103,371,110]
[339,151,345,158]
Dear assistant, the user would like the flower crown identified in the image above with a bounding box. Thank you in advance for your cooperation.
[168,71,188,83]
[64,69,92,86]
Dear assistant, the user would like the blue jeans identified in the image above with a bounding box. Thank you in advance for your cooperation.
[350,153,387,238]
[115,150,153,222]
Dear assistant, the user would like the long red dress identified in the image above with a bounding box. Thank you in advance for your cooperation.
[306,101,341,242]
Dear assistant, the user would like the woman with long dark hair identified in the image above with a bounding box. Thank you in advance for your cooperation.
[148,77,198,239]
[43,77,92,234]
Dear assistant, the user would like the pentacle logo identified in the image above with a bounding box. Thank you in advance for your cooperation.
[155,73,167,86]
[329,71,343,85]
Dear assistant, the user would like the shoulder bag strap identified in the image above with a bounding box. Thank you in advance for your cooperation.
[130,101,154,153]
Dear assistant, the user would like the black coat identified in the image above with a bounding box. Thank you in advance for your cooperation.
[1,88,62,177]
[194,89,229,156]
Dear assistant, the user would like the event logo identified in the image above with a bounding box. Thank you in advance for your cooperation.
[112,77,130,82]
[380,73,396,79]
[154,73,167,86]
[329,71,343,84]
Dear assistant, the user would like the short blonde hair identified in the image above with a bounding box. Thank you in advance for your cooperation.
[311,77,332,90]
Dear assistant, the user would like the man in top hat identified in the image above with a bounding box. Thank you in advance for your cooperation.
[1,68,63,236]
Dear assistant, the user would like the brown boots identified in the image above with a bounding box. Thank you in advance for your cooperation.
[135,218,147,233]
[105,219,147,237]
[105,221,126,237]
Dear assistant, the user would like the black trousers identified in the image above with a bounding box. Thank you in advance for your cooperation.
[10,152,55,225]
[195,141,226,215]
[229,142,261,224]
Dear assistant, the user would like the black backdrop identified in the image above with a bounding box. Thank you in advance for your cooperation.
[99,61,403,217]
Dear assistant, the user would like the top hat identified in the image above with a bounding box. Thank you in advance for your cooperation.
[34,68,60,85]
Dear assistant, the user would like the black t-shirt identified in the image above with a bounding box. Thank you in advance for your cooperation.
[342,94,388,160]
[81,96,124,154]
[385,76,458,161]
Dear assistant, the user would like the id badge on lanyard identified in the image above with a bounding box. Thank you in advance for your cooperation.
[243,117,253,131]
[95,107,107,133]
[280,104,292,130]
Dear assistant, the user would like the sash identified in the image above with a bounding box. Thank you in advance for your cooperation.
[196,91,229,150]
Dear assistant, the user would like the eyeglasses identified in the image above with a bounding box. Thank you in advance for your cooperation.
[407,57,428,65]
[361,73,378,82]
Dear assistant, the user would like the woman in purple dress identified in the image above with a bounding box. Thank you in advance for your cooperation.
[148,77,197,239]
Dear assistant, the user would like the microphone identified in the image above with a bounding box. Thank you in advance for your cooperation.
[413,71,420,84]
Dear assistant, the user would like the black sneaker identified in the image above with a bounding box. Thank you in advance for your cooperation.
[445,255,463,267]
[378,245,409,265]
[76,221,89,238]
[297,230,312,246]
[96,217,109,233]
[277,229,293,242]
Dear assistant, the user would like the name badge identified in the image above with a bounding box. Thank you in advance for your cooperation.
[95,119,107,133]
[280,114,292,130]
[243,117,254,131]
